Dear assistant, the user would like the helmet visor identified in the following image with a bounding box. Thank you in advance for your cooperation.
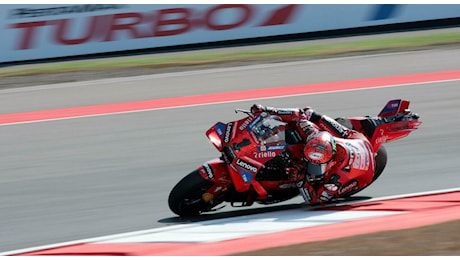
[306,162,327,177]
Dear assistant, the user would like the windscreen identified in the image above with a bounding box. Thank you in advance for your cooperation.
[251,116,286,145]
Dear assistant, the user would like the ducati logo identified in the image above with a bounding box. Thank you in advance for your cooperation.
[202,163,214,179]
[223,122,233,143]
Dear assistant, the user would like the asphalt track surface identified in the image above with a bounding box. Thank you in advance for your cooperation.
[0,47,460,253]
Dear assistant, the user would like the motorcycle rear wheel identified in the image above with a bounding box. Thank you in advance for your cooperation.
[344,145,387,197]
[168,170,216,217]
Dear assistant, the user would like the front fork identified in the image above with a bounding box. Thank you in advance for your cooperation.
[197,158,232,203]
[198,158,259,207]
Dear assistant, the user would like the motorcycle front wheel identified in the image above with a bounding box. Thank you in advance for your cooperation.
[168,170,217,217]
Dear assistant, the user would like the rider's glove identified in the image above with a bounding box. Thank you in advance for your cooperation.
[302,108,321,122]
[286,165,304,182]
[250,104,265,114]
[250,104,277,114]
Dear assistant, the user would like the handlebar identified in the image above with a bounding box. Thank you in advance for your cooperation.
[235,109,252,115]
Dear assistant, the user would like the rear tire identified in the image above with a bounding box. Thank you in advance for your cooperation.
[168,170,216,217]
[371,145,388,183]
[344,145,387,197]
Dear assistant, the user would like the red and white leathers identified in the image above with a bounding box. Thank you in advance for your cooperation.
[305,133,376,204]
[250,105,377,204]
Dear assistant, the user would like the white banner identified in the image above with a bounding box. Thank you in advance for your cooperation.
[1,4,459,63]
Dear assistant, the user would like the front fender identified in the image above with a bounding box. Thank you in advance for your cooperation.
[198,158,230,183]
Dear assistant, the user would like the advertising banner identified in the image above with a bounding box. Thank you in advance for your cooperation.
[1,4,459,63]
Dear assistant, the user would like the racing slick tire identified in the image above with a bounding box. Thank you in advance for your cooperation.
[168,170,215,217]
[344,145,387,197]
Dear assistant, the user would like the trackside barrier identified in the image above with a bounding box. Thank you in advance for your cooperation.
[1,4,460,63]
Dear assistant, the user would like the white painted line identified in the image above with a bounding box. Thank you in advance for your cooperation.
[330,187,460,207]
[1,187,459,256]
[1,78,458,127]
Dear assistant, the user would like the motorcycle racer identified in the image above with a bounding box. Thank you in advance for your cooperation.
[169,99,419,216]
[250,104,384,205]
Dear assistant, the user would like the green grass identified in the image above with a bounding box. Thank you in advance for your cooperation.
[1,32,459,78]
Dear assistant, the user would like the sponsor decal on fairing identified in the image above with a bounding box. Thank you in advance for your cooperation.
[223,122,234,143]
[381,100,401,114]
[319,116,349,138]
[237,169,253,183]
[253,151,276,159]
[239,114,256,131]
[344,140,371,171]
[257,145,286,151]
[235,158,258,174]
[247,114,264,131]
[202,163,214,179]
[214,123,226,138]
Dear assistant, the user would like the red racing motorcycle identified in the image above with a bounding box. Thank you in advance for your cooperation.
[168,99,421,216]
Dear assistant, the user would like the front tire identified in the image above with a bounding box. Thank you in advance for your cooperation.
[168,170,216,217]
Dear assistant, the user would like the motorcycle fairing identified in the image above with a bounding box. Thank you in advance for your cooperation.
[372,99,421,151]
[347,100,421,151]
[206,122,227,151]
[370,119,421,151]
[378,99,410,118]
[206,113,288,198]
[198,158,229,182]
[197,158,233,199]
[197,158,268,198]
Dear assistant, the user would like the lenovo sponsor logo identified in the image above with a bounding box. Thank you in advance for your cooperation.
[235,158,258,173]
[338,180,358,195]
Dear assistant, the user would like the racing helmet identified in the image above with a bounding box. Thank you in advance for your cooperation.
[303,131,337,181]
